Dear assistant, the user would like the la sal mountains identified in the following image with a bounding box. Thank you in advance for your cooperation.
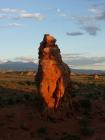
[0,61,105,74]
[0,61,38,71]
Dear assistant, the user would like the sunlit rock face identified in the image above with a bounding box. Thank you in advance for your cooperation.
[35,34,71,110]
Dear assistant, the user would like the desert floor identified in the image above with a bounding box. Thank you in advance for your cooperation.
[0,72,105,140]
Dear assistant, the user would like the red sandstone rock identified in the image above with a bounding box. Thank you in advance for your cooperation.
[35,34,72,110]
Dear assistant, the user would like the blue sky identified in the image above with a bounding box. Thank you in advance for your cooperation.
[0,0,105,70]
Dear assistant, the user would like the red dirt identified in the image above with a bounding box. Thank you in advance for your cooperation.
[0,99,105,140]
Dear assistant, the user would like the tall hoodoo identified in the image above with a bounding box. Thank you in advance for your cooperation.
[35,34,72,110]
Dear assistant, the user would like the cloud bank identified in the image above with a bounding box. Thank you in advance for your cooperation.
[66,32,84,36]
[1,54,103,70]
[0,8,44,21]
[62,53,105,70]
[63,2,105,36]
[15,56,38,63]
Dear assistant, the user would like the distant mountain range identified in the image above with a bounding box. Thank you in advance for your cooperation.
[0,61,105,74]
[0,61,38,71]
[72,69,105,74]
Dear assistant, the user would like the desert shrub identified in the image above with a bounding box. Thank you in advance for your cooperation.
[80,126,94,136]
[45,137,55,140]
[73,84,80,90]
[0,97,16,105]
[30,132,36,138]
[71,82,81,93]
[25,81,35,86]
[7,98,16,105]
[103,95,105,100]
[18,80,35,86]
[20,123,29,131]
[80,116,90,127]
[15,94,26,102]
[85,93,98,99]
[23,94,35,101]
[37,126,48,135]
[80,116,94,136]
[0,96,2,105]
[88,77,93,80]
[0,93,36,106]
[61,134,80,140]
[23,94,30,100]
[18,81,26,85]
[34,94,44,111]
[79,98,91,111]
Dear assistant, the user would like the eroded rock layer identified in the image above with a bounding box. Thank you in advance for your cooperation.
[35,34,72,110]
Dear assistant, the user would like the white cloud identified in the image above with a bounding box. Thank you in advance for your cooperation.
[62,53,82,60]
[0,22,22,28]
[89,5,105,20]
[15,56,38,63]
[0,58,8,63]
[8,22,22,27]
[93,62,105,66]
[20,12,44,21]
[0,8,44,21]
[0,8,18,13]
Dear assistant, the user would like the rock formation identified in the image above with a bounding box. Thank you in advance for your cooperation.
[35,34,72,110]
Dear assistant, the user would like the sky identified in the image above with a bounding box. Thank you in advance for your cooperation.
[0,0,105,70]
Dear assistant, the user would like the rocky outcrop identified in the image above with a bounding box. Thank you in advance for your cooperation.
[35,34,72,110]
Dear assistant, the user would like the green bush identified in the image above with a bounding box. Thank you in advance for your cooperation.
[61,134,80,140]
[18,81,35,86]
[7,98,16,105]
[79,98,91,110]
[45,137,55,140]
[80,116,90,127]
[80,126,94,136]
[80,116,94,136]
[37,126,48,135]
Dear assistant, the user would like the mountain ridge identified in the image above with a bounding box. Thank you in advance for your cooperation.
[0,61,105,74]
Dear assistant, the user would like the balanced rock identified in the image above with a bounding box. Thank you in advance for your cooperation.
[35,34,72,110]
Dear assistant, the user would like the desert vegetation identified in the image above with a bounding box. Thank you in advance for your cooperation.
[0,71,105,140]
